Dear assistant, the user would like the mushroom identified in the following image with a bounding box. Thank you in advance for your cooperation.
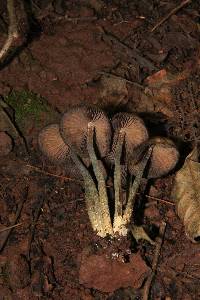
[38,111,178,239]
[38,124,70,163]
[107,112,149,164]
[129,137,179,178]
[60,105,111,164]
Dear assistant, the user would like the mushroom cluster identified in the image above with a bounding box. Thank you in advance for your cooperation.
[38,105,179,237]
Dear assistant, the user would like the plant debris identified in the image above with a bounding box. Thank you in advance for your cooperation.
[172,145,200,242]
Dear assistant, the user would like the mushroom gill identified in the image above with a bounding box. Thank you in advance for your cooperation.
[60,105,111,161]
[108,112,149,164]
[38,124,70,163]
[129,137,179,178]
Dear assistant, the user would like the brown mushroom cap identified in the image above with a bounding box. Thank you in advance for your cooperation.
[129,137,179,178]
[60,106,111,160]
[108,112,148,164]
[38,124,70,163]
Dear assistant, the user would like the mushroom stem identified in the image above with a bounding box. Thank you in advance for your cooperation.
[113,132,124,229]
[123,146,153,226]
[87,124,113,236]
[69,146,105,237]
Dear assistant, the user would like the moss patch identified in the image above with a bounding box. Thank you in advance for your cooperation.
[4,90,58,132]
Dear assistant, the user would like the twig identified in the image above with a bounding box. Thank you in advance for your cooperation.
[0,0,29,66]
[14,160,175,207]
[151,0,192,32]
[0,222,22,233]
[144,194,175,206]
[102,28,158,72]
[0,189,27,252]
[99,71,145,90]
[27,188,45,261]
[26,163,83,184]
[0,15,8,33]
[64,16,97,22]
[143,221,167,300]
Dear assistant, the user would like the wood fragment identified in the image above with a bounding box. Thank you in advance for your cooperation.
[99,71,145,90]
[27,188,45,261]
[143,222,166,300]
[102,28,158,72]
[144,194,175,206]
[26,163,83,184]
[0,189,27,252]
[0,0,29,66]
[0,223,22,233]
[151,0,192,32]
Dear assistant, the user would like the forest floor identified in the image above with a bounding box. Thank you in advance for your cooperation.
[0,1,200,299]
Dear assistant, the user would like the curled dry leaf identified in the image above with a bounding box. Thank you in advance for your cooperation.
[171,146,200,242]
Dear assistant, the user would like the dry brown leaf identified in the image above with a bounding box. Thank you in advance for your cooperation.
[143,67,197,118]
[171,146,200,242]
[99,75,128,108]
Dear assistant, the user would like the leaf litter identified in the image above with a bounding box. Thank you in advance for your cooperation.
[172,145,200,242]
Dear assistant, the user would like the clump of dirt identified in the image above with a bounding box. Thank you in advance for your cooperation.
[80,251,150,293]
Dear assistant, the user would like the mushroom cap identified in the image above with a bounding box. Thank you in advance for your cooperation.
[108,112,148,164]
[129,137,179,178]
[60,106,111,160]
[38,124,70,163]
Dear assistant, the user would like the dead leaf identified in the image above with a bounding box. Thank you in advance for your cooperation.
[99,75,128,108]
[171,146,200,242]
[143,67,198,118]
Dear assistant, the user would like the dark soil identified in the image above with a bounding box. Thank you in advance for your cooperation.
[0,1,200,299]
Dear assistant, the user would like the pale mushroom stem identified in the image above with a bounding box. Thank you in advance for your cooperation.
[87,124,113,236]
[113,132,125,227]
[69,146,105,237]
[123,146,153,225]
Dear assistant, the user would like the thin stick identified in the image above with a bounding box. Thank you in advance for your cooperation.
[143,222,167,300]
[0,0,28,65]
[144,194,175,206]
[102,28,158,72]
[27,190,45,261]
[0,189,27,252]
[99,71,145,90]
[26,163,83,184]
[0,223,22,233]
[16,161,175,206]
[151,0,192,32]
